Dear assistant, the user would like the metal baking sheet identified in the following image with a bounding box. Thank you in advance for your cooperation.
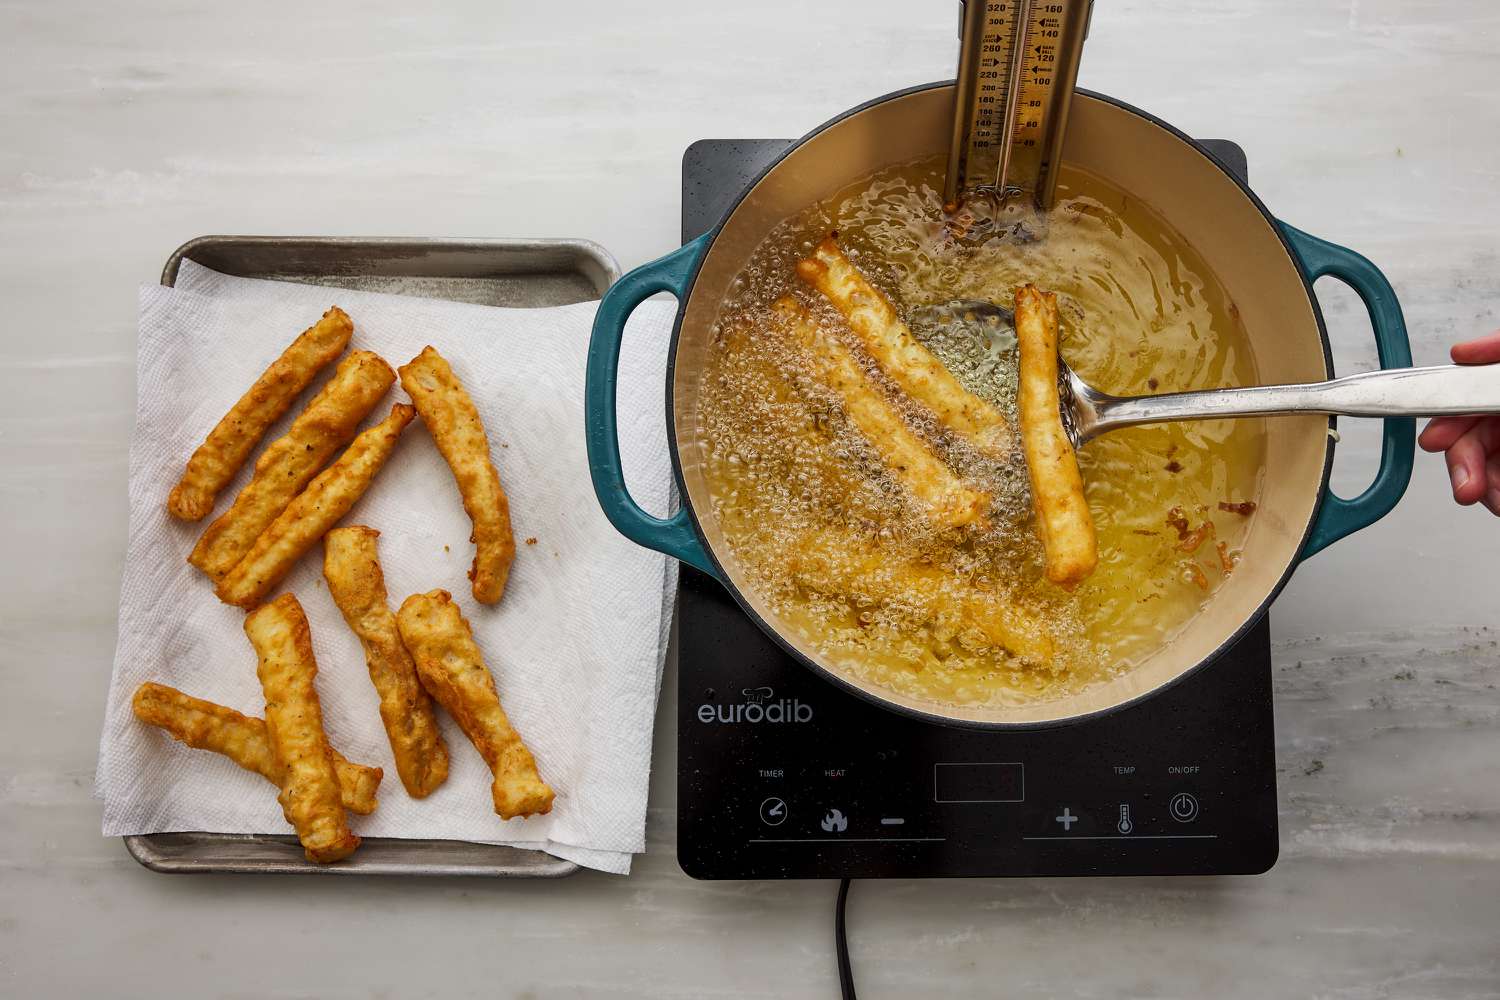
[126,235,622,878]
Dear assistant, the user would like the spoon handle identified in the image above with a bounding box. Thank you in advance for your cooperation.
[1087,364,1500,439]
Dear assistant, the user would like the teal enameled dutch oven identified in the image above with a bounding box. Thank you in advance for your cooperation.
[584,84,1414,729]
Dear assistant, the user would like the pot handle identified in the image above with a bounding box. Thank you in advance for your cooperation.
[585,235,721,578]
[1278,222,1415,558]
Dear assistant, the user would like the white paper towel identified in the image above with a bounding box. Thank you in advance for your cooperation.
[97,259,679,874]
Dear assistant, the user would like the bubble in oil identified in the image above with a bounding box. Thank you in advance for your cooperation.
[696,155,1266,709]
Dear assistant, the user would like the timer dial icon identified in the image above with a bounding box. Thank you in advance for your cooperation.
[759,797,788,827]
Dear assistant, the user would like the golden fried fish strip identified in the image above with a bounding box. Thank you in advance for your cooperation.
[168,307,353,521]
[190,350,394,581]
[395,590,553,820]
[1015,284,1097,587]
[245,594,360,863]
[323,526,450,798]
[217,404,413,608]
[131,681,381,814]
[773,298,989,529]
[398,347,515,604]
[796,237,1011,455]
[788,526,1054,665]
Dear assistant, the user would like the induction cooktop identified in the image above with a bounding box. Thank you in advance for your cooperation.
[675,137,1278,879]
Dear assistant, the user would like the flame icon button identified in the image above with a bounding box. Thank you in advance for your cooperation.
[820,808,849,833]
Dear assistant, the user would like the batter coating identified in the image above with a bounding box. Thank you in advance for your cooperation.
[323,525,449,798]
[796,236,1012,456]
[191,350,394,581]
[1015,284,1097,587]
[168,306,353,521]
[395,590,553,820]
[398,347,515,604]
[217,404,413,608]
[774,297,990,529]
[132,681,381,814]
[788,526,1054,666]
[245,595,360,863]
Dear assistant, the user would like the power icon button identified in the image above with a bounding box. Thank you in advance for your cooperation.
[1169,792,1199,823]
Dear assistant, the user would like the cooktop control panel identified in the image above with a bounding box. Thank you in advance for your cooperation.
[675,137,1278,880]
[676,568,1278,879]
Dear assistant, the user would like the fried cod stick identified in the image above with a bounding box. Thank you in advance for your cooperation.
[190,350,395,581]
[323,526,450,798]
[796,236,1012,456]
[132,681,381,814]
[245,594,360,863]
[217,404,413,608]
[395,590,553,820]
[168,307,354,521]
[788,525,1054,665]
[397,347,515,605]
[773,297,989,529]
[1015,284,1097,588]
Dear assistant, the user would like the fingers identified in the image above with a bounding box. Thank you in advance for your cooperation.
[1422,331,1500,445]
[1450,329,1500,365]
[1483,455,1500,517]
[1425,332,1500,511]
[1419,415,1479,453]
[1445,435,1486,504]
[1443,418,1500,506]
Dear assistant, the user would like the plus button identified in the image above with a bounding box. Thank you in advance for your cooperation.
[1055,808,1078,831]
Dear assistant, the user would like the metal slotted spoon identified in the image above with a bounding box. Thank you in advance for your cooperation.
[912,300,1500,447]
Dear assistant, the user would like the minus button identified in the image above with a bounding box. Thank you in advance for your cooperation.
[880,817,905,826]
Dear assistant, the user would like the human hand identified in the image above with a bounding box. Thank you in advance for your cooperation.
[1417,329,1500,515]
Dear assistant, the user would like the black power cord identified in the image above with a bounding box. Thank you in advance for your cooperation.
[835,878,857,999]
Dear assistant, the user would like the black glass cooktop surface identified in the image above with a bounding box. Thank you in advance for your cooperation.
[676,137,1276,879]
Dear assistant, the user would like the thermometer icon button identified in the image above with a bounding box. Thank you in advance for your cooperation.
[1116,804,1134,835]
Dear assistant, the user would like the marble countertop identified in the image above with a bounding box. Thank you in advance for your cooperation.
[3,0,1498,996]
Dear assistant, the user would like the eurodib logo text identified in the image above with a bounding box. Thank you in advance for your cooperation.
[696,685,813,724]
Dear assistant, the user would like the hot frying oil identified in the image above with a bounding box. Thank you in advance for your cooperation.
[698,158,1264,708]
